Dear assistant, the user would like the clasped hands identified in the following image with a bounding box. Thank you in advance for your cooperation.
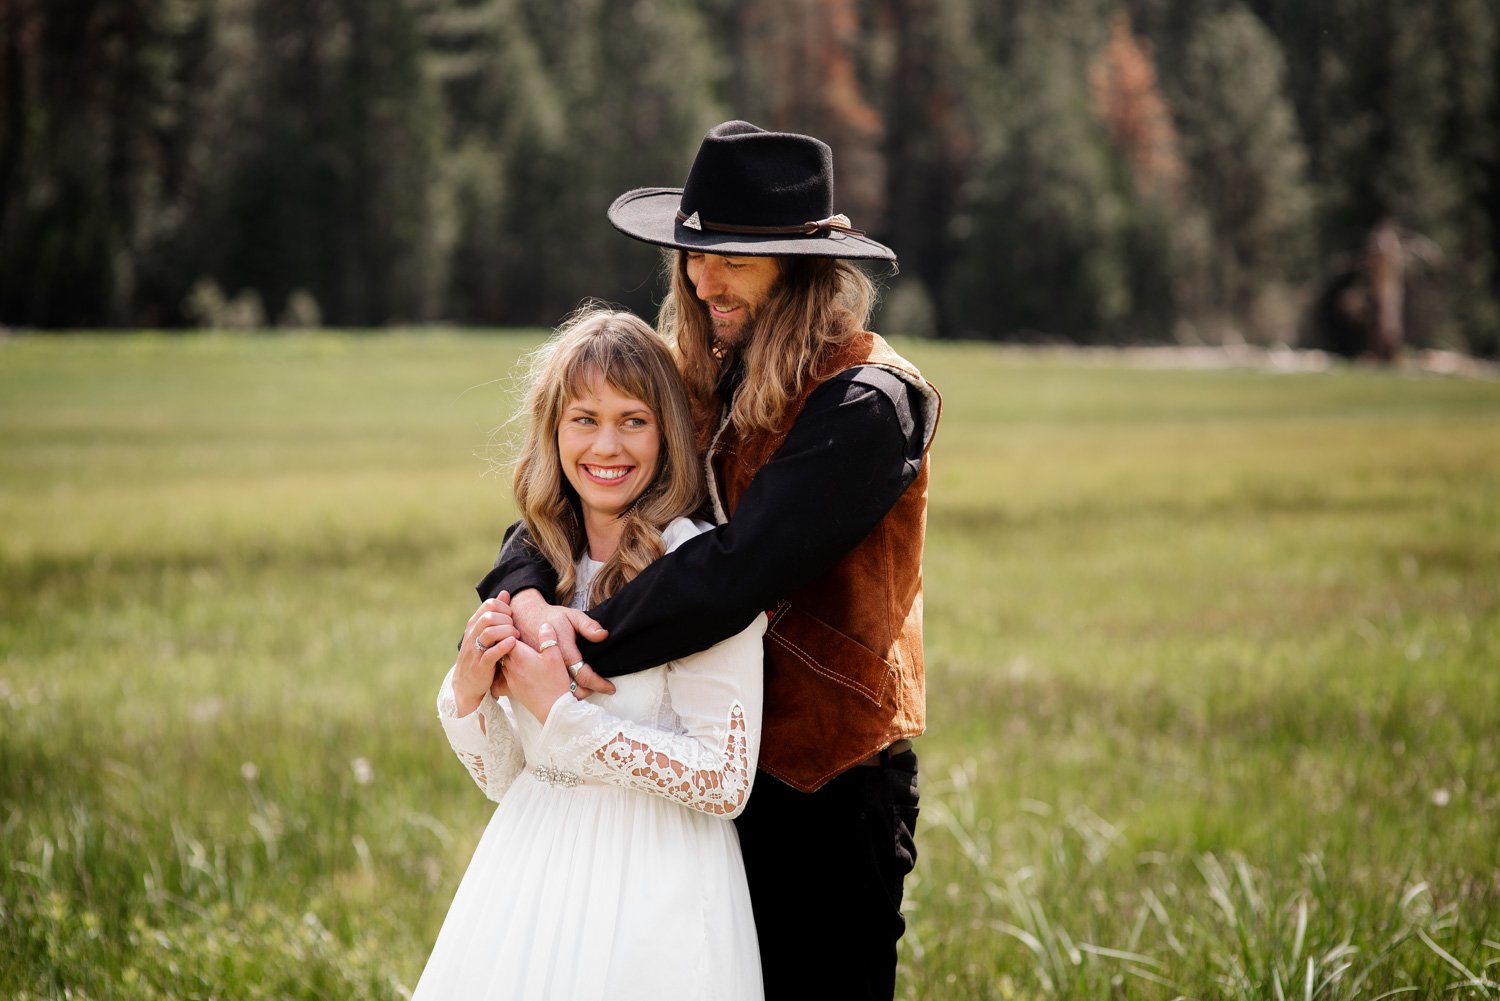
[455,590,613,724]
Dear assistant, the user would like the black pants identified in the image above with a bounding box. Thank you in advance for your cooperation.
[734,750,919,1001]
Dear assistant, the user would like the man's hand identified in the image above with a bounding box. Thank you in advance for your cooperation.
[509,588,614,697]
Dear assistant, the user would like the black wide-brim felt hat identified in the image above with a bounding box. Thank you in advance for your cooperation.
[607,120,896,261]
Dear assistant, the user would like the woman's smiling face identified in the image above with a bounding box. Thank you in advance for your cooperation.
[557,369,662,531]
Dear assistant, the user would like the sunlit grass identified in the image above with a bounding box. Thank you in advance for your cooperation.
[3,333,1497,998]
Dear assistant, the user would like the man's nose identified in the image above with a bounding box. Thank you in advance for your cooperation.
[694,261,722,300]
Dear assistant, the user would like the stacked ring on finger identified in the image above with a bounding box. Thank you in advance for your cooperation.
[566,660,584,681]
[474,636,488,653]
[538,639,559,652]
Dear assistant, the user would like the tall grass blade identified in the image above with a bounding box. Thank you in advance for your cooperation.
[1292,897,1308,968]
[1419,929,1493,998]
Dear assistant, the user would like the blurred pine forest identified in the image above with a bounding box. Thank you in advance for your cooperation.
[2,0,1497,355]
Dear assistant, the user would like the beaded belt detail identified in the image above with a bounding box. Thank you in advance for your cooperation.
[531,765,583,788]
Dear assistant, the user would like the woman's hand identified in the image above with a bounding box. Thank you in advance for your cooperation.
[509,588,615,696]
[455,593,519,718]
[500,623,574,723]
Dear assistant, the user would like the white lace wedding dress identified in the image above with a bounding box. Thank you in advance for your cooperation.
[412,518,766,1001]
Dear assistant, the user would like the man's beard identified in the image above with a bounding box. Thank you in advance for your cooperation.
[706,282,780,349]
[707,302,754,348]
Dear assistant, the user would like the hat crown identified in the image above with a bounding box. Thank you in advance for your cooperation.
[679,121,834,229]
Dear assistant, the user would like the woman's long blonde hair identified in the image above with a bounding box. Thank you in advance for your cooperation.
[659,251,877,437]
[511,306,704,605]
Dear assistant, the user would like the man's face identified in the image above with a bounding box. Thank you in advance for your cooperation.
[684,252,781,347]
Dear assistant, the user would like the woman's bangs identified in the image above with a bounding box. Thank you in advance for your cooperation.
[559,340,659,413]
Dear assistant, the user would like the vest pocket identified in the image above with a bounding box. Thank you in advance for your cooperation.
[766,604,895,708]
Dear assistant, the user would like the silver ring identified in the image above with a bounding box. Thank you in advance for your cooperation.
[566,660,584,680]
[474,636,488,653]
[568,680,579,695]
[538,639,559,652]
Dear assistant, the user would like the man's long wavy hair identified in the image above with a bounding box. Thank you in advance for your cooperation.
[511,307,705,605]
[658,251,877,437]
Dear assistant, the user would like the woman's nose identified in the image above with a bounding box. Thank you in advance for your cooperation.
[592,426,622,455]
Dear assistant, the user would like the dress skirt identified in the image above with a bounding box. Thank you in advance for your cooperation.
[413,769,763,1001]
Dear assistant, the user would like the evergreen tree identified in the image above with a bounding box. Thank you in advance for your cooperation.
[467,0,722,325]
[866,0,982,338]
[1243,0,1497,354]
[1090,10,1184,340]
[948,4,1133,341]
[416,0,554,322]
[0,0,216,327]
[1360,0,1497,352]
[1170,2,1312,343]
[204,0,443,326]
[1091,12,1182,200]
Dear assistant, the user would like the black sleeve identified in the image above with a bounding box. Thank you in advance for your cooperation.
[475,519,558,605]
[564,365,930,677]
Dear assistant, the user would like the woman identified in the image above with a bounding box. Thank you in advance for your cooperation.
[413,308,766,1001]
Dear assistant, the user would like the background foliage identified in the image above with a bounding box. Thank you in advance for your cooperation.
[2,0,1497,353]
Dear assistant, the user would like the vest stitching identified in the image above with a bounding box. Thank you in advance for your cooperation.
[765,630,891,706]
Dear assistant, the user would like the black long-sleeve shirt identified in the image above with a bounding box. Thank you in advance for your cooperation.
[477,363,931,676]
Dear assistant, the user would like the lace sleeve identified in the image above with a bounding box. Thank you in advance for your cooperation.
[436,666,526,803]
[535,613,766,817]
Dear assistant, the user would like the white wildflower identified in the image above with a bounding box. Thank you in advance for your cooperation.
[351,757,375,785]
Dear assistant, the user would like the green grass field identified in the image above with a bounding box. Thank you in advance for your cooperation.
[2,332,1498,999]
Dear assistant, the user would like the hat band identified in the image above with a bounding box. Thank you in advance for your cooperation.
[676,210,866,239]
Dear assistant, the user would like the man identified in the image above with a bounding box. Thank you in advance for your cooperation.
[480,120,940,1000]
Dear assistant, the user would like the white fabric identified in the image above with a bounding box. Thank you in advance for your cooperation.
[414,518,766,1001]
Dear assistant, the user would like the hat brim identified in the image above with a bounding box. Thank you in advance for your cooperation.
[607,187,897,261]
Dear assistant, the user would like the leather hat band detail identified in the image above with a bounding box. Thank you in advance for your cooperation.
[675,211,864,239]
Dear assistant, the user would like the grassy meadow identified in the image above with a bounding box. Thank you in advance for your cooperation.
[2,332,1498,999]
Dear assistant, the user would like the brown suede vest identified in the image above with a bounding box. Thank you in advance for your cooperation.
[708,331,940,792]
